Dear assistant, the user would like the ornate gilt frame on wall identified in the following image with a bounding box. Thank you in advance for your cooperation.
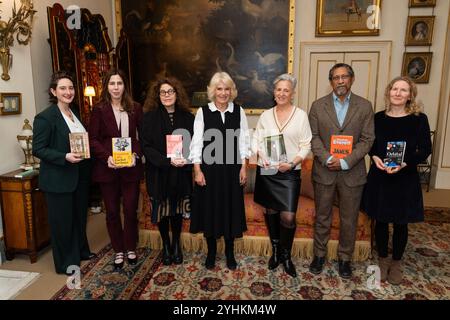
[316,0,382,37]
[405,16,435,46]
[409,0,436,8]
[0,92,22,115]
[114,0,295,115]
[402,52,433,83]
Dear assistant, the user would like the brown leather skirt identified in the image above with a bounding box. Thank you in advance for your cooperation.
[253,166,301,212]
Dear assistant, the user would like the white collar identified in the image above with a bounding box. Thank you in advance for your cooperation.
[208,101,234,113]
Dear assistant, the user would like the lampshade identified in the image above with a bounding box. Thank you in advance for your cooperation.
[84,86,96,97]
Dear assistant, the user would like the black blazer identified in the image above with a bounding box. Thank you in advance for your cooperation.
[32,104,91,193]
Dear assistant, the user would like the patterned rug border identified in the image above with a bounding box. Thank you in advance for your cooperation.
[50,244,162,300]
[424,206,450,223]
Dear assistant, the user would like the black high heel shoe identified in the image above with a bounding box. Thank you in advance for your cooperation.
[127,251,137,265]
[114,252,124,270]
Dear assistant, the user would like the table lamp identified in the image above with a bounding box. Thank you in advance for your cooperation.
[17,119,38,170]
[84,86,96,109]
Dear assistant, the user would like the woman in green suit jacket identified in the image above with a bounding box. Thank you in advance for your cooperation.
[32,71,95,275]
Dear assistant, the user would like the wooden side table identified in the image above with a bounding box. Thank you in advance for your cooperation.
[0,170,50,263]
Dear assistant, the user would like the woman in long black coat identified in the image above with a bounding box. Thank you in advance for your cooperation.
[141,77,194,265]
[362,76,432,285]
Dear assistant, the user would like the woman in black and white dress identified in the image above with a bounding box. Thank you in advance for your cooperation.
[189,72,250,270]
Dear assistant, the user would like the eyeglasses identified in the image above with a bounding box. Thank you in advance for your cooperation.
[331,74,351,81]
[159,89,176,96]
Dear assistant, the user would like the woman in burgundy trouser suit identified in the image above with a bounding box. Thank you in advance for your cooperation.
[89,69,143,270]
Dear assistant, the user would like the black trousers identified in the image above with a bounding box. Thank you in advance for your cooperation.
[375,221,408,261]
[45,180,90,274]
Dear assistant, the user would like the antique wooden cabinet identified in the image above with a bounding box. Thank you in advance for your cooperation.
[0,170,50,263]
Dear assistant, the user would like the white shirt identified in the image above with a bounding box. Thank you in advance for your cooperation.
[251,106,312,169]
[189,102,250,164]
[61,110,86,133]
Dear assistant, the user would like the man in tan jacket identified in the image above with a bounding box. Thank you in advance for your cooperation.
[308,63,375,279]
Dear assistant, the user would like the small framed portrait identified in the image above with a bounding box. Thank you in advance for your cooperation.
[0,93,22,115]
[402,52,433,83]
[405,16,435,46]
[409,0,436,8]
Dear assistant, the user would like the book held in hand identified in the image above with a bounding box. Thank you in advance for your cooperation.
[384,141,406,167]
[166,135,183,158]
[69,132,90,159]
[330,135,353,159]
[112,137,132,167]
[264,134,288,166]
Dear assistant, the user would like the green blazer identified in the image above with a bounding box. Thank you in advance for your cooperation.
[32,104,91,193]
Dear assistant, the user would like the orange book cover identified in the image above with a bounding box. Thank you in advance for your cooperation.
[330,135,353,159]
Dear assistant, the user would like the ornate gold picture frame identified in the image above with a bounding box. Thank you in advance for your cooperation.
[316,0,382,37]
[402,52,433,83]
[114,0,295,114]
[405,16,435,46]
[0,92,22,115]
[409,0,436,8]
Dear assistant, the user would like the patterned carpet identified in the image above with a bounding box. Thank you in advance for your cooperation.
[52,218,450,300]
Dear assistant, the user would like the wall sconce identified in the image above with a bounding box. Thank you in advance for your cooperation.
[84,86,96,108]
[0,0,36,81]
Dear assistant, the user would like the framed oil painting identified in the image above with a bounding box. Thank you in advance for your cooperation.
[316,0,382,37]
[0,93,22,115]
[402,52,433,83]
[116,0,295,114]
[409,0,436,8]
[405,16,434,46]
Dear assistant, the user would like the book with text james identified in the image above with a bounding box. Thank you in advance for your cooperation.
[330,135,353,159]
[384,141,406,167]
[166,135,183,158]
[112,137,132,167]
[69,132,90,159]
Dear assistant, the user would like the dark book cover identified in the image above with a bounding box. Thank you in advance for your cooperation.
[384,141,406,167]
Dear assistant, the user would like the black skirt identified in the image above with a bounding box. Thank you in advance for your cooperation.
[190,164,247,239]
[254,166,301,212]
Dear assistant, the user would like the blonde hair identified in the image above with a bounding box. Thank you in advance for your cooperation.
[384,76,421,115]
[207,72,238,102]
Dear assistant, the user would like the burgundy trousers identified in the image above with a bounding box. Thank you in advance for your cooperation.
[99,180,140,253]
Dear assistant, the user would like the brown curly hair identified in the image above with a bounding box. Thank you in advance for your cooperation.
[143,77,191,113]
[384,76,422,115]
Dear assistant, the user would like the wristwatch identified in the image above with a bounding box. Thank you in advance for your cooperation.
[289,162,295,170]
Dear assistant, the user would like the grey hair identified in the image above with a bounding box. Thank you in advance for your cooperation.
[273,73,297,90]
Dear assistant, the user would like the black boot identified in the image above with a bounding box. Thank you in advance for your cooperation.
[265,213,281,270]
[280,224,297,278]
[158,218,172,265]
[170,215,183,265]
[225,239,237,270]
[205,237,217,270]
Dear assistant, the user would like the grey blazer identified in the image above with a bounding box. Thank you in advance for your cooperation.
[308,92,375,187]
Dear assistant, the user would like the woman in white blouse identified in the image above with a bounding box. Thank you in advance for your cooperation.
[252,73,312,277]
[189,72,250,271]
[32,71,94,274]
